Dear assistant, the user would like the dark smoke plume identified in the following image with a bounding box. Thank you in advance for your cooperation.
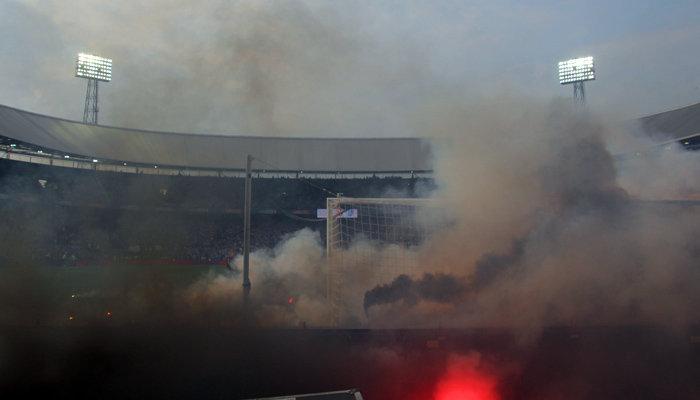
[363,238,527,314]
[471,239,525,290]
[363,273,470,314]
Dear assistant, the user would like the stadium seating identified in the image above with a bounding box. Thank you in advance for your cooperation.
[0,158,434,264]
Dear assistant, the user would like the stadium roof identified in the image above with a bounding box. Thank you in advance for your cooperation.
[0,104,431,173]
[634,101,700,142]
[1,101,699,173]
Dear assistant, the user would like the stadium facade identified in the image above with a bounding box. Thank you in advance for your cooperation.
[0,104,432,177]
[2,101,700,176]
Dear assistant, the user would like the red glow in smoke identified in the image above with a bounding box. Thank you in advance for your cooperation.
[433,354,499,400]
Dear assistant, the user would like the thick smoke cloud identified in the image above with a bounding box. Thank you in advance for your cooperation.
[2,83,699,340]
[164,95,700,335]
[181,227,329,326]
[350,95,700,334]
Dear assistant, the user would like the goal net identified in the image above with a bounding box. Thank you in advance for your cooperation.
[326,197,449,326]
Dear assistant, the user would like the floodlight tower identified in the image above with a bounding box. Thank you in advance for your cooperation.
[558,56,595,106]
[75,53,112,124]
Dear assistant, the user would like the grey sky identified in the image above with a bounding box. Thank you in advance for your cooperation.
[1,0,699,137]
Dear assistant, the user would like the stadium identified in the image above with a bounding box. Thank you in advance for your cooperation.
[2,98,700,399]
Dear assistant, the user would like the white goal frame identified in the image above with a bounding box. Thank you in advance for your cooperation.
[326,197,443,326]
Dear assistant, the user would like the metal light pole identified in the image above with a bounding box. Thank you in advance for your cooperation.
[75,53,112,124]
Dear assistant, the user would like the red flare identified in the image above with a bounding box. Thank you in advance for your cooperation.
[433,355,498,400]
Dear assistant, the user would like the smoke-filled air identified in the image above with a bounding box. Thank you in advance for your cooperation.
[357,95,700,333]
[4,0,700,134]
[3,1,700,399]
[128,94,700,399]
[170,94,700,338]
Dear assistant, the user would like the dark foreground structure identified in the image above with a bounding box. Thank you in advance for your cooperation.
[242,389,363,400]
[1,324,699,399]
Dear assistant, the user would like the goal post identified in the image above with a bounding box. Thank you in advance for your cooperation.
[326,197,447,326]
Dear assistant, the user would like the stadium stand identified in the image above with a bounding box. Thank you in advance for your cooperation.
[0,156,434,265]
[0,101,698,265]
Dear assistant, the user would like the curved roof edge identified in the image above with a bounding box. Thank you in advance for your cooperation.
[632,100,700,141]
[0,104,434,173]
[3,100,700,172]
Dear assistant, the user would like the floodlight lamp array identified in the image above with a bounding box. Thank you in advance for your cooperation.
[75,53,112,82]
[559,56,594,84]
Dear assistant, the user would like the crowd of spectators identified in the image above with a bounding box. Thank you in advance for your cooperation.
[0,204,318,265]
[0,159,434,208]
[0,158,433,264]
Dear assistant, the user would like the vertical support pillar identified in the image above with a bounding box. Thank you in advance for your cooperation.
[83,79,99,124]
[574,81,585,107]
[326,197,332,307]
[243,155,253,312]
[93,79,99,124]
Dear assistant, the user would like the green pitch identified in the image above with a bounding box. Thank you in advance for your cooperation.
[0,263,232,326]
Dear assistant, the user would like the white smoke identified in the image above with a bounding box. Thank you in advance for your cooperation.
[183,227,329,326]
